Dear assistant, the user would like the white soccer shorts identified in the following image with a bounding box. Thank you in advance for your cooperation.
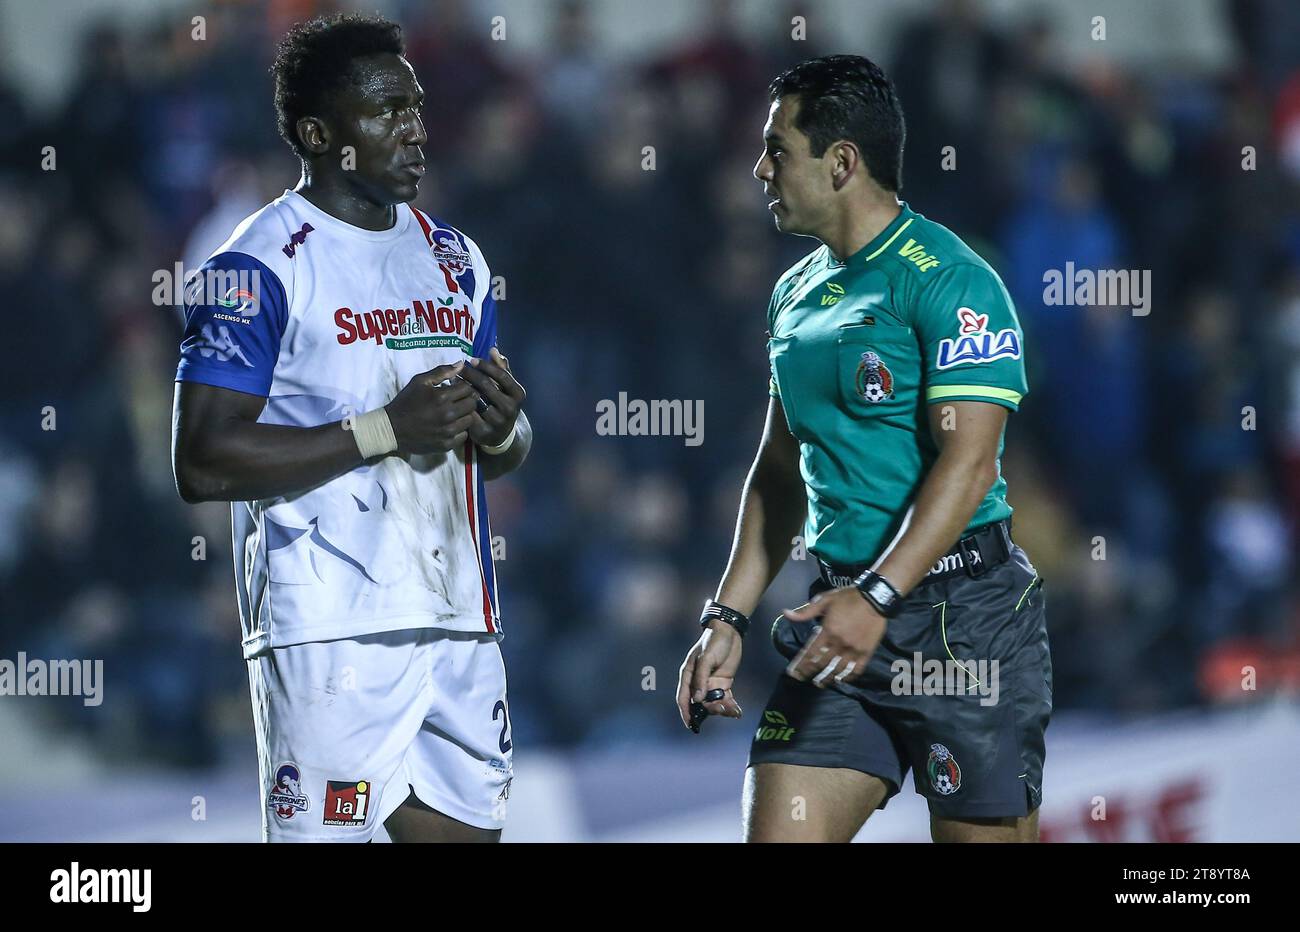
[248,628,513,842]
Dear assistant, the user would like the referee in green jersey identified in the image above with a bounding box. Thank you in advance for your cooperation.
[676,55,1051,843]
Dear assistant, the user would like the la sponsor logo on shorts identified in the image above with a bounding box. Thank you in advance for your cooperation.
[0,652,102,706]
[323,779,370,826]
[49,862,151,913]
[595,392,704,447]
[889,651,1000,707]
[1042,262,1151,316]
[268,762,310,822]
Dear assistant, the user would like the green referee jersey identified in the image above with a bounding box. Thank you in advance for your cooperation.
[767,202,1027,567]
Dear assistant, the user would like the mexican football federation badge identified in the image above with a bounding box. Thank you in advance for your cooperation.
[855,351,894,403]
[927,743,962,796]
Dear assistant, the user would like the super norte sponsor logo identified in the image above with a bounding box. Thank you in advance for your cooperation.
[335,297,476,352]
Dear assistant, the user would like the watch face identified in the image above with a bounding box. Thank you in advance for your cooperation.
[869,580,893,604]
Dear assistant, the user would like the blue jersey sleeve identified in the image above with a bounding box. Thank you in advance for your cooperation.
[175,252,289,396]
[471,293,498,358]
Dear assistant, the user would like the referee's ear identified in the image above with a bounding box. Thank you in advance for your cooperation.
[827,140,860,192]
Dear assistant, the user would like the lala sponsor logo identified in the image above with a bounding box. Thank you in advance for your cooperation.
[335,296,476,352]
[934,306,1021,370]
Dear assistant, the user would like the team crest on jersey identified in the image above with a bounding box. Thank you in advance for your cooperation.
[323,780,370,826]
[935,306,1021,370]
[855,351,894,403]
[429,228,471,275]
[268,762,311,821]
[927,743,962,796]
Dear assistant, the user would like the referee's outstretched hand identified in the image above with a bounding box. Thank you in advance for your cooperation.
[783,589,886,688]
[386,361,480,455]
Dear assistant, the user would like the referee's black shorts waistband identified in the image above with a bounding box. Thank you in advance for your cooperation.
[816,518,1014,590]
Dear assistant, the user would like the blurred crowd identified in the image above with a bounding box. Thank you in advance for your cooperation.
[2,0,1300,765]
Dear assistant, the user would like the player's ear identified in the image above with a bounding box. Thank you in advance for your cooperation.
[830,140,859,192]
[296,116,330,156]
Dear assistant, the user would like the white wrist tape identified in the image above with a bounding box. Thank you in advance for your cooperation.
[346,408,398,459]
[479,423,517,455]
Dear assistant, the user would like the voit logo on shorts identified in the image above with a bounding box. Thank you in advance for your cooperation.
[754,709,796,742]
[334,297,476,352]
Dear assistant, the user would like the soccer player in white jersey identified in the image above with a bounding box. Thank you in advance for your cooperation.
[170,14,531,843]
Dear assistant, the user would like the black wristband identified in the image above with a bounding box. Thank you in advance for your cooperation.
[700,599,749,638]
[854,571,903,618]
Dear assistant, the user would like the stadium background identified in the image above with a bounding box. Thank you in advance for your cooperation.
[2,0,1299,841]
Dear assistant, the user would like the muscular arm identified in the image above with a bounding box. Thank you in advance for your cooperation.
[714,395,808,615]
[171,382,364,504]
[677,394,806,724]
[873,400,1008,594]
[172,362,480,504]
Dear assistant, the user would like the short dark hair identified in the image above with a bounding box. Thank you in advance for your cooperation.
[769,54,906,192]
[272,13,405,157]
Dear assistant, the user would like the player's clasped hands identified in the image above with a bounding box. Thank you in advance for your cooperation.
[386,361,479,454]
[385,349,525,455]
[458,347,526,449]
[783,588,887,688]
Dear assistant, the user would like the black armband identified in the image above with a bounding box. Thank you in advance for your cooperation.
[854,571,903,618]
[700,599,749,638]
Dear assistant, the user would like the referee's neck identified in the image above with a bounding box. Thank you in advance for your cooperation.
[823,196,903,263]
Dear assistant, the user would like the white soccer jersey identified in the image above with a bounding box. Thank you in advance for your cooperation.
[176,190,501,658]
